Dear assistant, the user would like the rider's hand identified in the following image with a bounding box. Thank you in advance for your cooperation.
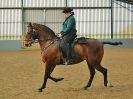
[56,33,61,37]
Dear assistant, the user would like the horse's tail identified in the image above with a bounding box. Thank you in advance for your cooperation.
[102,41,123,46]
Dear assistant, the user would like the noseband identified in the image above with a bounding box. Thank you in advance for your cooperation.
[25,28,56,46]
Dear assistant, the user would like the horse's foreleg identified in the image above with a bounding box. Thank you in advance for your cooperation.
[48,65,64,83]
[49,76,64,83]
[38,64,64,92]
[95,64,108,87]
[84,64,96,90]
[38,63,51,92]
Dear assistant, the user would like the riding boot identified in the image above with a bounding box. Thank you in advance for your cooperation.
[70,43,75,59]
[65,43,75,65]
[65,43,69,59]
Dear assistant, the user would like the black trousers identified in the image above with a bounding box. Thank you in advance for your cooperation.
[60,33,76,61]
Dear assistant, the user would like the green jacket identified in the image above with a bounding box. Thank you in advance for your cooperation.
[60,15,77,36]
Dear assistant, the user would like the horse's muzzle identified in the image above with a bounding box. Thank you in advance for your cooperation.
[25,44,29,47]
[25,43,32,47]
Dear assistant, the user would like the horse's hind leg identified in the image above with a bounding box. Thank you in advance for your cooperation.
[95,64,108,87]
[84,64,96,90]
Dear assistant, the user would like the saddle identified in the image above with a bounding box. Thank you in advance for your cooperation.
[74,37,88,44]
[57,37,88,64]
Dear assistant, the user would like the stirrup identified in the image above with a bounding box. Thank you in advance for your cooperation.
[63,59,75,65]
[63,61,68,65]
[63,59,71,65]
[62,58,68,65]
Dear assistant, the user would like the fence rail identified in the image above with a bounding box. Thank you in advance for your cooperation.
[0,0,132,40]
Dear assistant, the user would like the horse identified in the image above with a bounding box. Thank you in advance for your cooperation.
[24,22,122,92]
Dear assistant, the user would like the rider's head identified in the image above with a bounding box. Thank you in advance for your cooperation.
[62,7,74,18]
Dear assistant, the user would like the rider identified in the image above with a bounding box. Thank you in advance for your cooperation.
[57,7,77,65]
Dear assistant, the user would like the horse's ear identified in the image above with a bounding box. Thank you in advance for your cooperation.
[32,23,37,29]
[33,23,36,27]
[27,22,32,27]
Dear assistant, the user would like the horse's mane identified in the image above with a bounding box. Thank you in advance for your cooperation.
[33,23,56,38]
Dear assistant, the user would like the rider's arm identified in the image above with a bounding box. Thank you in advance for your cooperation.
[60,17,75,36]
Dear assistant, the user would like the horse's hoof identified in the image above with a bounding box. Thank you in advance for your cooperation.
[84,87,88,90]
[104,84,107,87]
[104,81,108,87]
[84,86,89,90]
[83,84,91,90]
[57,78,64,82]
[108,82,113,87]
[54,77,64,83]
[38,88,43,92]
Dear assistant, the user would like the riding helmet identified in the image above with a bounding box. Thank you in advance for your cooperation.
[62,7,73,13]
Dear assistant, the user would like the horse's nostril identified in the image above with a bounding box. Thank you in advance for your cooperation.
[25,44,29,47]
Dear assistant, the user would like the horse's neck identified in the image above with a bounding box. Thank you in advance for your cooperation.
[36,25,55,51]
[39,41,46,51]
[37,34,46,51]
[38,33,53,51]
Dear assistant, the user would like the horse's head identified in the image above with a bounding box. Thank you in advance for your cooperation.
[24,22,57,47]
[24,22,38,47]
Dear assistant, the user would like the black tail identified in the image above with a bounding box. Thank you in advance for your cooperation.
[102,41,123,46]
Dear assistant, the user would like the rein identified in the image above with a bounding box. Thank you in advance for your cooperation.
[41,38,58,53]
[25,23,58,52]
[24,39,52,42]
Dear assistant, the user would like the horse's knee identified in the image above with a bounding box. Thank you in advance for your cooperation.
[90,68,96,76]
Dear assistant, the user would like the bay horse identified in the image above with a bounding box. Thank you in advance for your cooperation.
[24,22,122,92]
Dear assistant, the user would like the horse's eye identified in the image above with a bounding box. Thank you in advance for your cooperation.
[27,32,31,34]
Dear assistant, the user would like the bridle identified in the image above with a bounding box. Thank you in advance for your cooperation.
[24,29,38,46]
[25,28,50,42]
[25,27,59,52]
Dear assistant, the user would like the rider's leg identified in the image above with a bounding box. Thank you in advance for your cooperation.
[64,34,76,64]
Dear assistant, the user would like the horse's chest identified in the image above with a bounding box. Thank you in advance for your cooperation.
[41,53,48,63]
